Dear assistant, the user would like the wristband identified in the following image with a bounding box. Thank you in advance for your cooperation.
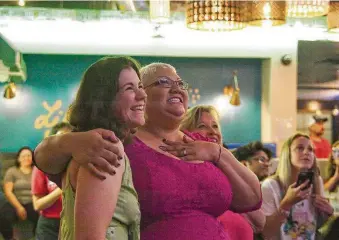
[214,144,222,165]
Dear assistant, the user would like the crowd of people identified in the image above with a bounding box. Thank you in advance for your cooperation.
[0,56,338,240]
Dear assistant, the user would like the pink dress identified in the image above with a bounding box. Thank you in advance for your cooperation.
[188,131,255,239]
[125,132,233,240]
[217,211,253,240]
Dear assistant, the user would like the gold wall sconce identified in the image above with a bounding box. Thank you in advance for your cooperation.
[230,70,240,106]
[3,82,16,99]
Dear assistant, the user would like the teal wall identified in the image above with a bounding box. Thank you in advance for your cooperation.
[0,54,262,152]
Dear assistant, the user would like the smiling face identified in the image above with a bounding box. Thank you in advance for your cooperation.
[114,68,147,129]
[246,150,271,181]
[18,149,33,168]
[290,136,315,170]
[193,111,221,144]
[144,66,188,124]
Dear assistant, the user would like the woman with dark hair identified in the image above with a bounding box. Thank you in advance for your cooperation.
[0,146,38,240]
[34,62,260,240]
[53,56,145,240]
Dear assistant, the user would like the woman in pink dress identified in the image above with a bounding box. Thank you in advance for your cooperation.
[33,61,262,240]
[124,63,261,239]
[180,105,265,239]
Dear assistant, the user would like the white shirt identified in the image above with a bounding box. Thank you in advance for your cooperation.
[261,177,324,240]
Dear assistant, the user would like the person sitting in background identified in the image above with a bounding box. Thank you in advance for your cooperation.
[309,115,332,159]
[261,133,333,240]
[232,141,273,182]
[180,105,265,239]
[324,141,339,192]
[32,122,73,240]
[0,147,39,240]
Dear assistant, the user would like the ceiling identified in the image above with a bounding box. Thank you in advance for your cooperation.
[0,1,338,101]
[1,4,339,56]
[1,1,338,54]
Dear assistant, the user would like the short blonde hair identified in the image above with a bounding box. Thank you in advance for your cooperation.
[140,62,176,86]
[273,132,321,195]
[180,105,221,138]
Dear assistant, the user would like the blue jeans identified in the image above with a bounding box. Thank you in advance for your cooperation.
[35,215,60,240]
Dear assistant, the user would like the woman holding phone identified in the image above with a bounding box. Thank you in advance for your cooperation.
[260,133,333,240]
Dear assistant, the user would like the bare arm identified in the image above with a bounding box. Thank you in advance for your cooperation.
[324,166,339,192]
[161,139,262,212]
[34,133,74,175]
[262,208,290,238]
[3,182,24,210]
[241,210,266,233]
[216,148,261,212]
[324,176,339,192]
[32,188,62,211]
[261,180,312,238]
[74,158,124,240]
[34,129,122,180]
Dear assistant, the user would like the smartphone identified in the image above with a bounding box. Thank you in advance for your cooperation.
[296,170,314,190]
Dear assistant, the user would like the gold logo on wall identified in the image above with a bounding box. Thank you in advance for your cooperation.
[34,100,67,138]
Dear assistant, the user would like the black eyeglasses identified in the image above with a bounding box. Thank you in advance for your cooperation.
[145,76,189,90]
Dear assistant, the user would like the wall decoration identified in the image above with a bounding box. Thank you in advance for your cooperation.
[0,55,262,152]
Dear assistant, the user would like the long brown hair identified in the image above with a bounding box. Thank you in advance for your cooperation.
[68,56,141,140]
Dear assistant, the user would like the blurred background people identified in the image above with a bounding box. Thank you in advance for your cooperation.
[309,115,331,159]
[232,141,273,182]
[32,122,73,240]
[0,147,38,240]
[324,141,339,192]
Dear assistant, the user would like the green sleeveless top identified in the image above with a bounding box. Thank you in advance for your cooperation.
[60,155,140,240]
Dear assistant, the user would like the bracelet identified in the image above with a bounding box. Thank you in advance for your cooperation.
[214,144,222,165]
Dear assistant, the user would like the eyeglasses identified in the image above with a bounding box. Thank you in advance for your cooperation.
[145,76,189,90]
[251,156,271,165]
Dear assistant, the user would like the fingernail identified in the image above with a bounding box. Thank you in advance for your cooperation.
[159,146,167,151]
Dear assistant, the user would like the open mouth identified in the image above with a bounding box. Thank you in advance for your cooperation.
[131,105,145,111]
[167,96,183,103]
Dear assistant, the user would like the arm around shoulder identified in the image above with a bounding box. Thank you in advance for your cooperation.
[34,133,75,175]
